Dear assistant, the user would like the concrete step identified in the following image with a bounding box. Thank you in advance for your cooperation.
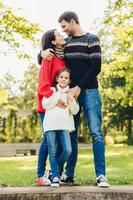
[0,186,133,200]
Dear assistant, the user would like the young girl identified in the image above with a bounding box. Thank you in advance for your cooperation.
[42,68,79,187]
[36,29,66,185]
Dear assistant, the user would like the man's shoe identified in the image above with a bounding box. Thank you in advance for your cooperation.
[60,174,74,184]
[51,177,60,187]
[96,175,110,188]
[47,170,53,182]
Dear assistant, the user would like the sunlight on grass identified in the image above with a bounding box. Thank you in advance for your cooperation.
[0,145,132,186]
[0,156,37,161]
[20,166,36,170]
[78,154,93,158]
[107,167,122,172]
[106,152,122,157]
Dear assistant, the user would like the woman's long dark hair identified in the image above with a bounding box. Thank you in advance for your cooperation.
[41,29,56,50]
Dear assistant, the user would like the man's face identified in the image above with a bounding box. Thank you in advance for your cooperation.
[60,19,74,36]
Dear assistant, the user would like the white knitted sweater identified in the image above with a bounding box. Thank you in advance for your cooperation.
[42,84,79,133]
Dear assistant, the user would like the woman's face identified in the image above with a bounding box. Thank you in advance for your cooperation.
[53,30,66,46]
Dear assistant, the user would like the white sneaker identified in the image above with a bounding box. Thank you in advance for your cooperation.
[96,175,110,188]
[51,177,60,187]
[45,178,51,186]
[60,174,74,184]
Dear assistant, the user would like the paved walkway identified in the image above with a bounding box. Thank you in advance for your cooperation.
[78,143,91,149]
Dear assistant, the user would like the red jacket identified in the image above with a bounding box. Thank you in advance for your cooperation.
[36,56,65,112]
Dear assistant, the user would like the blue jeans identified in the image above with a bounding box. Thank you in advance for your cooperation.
[37,113,67,177]
[37,112,48,177]
[45,130,72,178]
[65,89,106,178]
[65,111,80,178]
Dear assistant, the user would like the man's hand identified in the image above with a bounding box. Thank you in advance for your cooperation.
[56,99,67,108]
[67,92,75,101]
[70,86,81,98]
[41,49,54,61]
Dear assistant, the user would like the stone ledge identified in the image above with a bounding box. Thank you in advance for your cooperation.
[0,186,133,200]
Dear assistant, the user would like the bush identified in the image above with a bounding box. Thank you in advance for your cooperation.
[0,110,42,143]
[105,135,114,145]
[106,129,128,144]
[114,135,128,144]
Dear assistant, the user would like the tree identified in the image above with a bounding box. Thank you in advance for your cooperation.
[19,64,39,110]
[99,0,133,144]
[0,1,41,58]
[0,89,8,105]
[0,72,17,96]
[0,2,43,143]
[0,73,19,112]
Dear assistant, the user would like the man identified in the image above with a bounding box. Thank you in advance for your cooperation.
[38,11,109,187]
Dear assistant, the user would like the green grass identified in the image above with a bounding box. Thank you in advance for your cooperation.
[0,145,133,186]
[75,145,133,185]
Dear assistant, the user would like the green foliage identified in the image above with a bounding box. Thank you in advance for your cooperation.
[0,89,8,105]
[0,109,42,143]
[105,135,115,145]
[0,64,41,143]
[0,72,17,98]
[19,64,39,110]
[0,1,41,58]
[5,109,17,142]
[99,0,133,143]
[114,135,128,143]
[78,111,91,143]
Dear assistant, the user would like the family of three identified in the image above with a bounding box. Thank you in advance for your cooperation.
[36,11,109,188]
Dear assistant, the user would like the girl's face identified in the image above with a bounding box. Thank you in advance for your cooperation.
[52,30,66,46]
[57,71,70,88]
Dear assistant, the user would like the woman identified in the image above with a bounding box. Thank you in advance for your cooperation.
[36,29,66,185]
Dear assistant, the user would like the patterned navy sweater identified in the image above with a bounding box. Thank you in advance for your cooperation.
[64,33,101,89]
[37,33,101,90]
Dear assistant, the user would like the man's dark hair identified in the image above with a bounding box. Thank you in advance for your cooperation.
[58,11,79,24]
[41,29,56,50]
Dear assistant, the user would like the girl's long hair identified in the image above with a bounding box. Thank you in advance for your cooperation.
[41,29,56,50]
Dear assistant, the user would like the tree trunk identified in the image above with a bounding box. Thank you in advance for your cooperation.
[127,119,133,145]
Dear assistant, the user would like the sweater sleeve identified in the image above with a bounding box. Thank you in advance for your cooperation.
[77,35,101,89]
[42,92,60,110]
[68,99,79,115]
[38,59,54,98]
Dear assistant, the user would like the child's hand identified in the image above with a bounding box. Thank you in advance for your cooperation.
[68,92,75,101]
[56,99,67,108]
